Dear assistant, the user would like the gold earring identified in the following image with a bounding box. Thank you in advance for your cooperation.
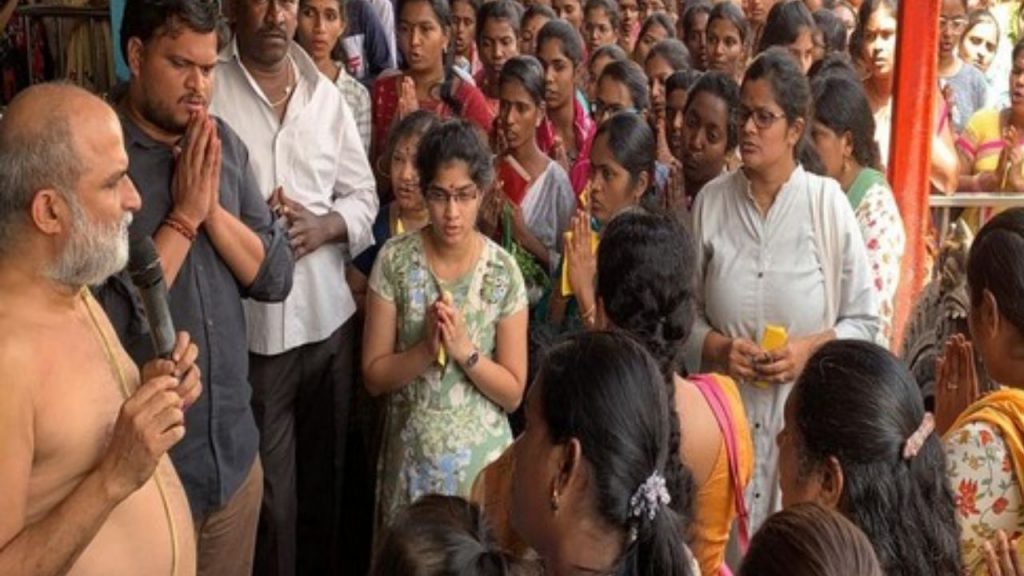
[375,155,390,177]
[550,488,561,513]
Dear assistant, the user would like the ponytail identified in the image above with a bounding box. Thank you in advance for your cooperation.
[793,341,961,576]
[631,505,692,576]
[617,469,691,576]
[538,332,694,576]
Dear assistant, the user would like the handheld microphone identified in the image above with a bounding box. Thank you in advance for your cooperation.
[127,237,177,359]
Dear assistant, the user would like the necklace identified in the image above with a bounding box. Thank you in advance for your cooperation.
[393,204,429,235]
[268,55,296,108]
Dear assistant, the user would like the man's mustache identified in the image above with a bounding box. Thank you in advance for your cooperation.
[257,26,288,39]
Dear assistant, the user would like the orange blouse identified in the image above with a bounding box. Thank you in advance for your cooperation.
[690,374,755,576]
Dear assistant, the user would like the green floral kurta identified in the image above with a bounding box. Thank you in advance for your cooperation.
[369,230,527,531]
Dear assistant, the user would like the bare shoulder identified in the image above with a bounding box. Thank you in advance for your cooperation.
[675,378,725,486]
[0,310,42,399]
[676,376,722,440]
[0,309,39,547]
[0,307,43,472]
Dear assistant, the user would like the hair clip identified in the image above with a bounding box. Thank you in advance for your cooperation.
[902,412,935,460]
[628,471,671,523]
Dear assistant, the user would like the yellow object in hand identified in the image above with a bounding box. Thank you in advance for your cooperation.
[761,325,788,351]
[437,290,452,368]
[579,182,592,209]
[754,324,788,389]
[560,230,600,297]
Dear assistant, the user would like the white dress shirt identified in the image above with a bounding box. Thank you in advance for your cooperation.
[684,165,879,534]
[211,41,378,356]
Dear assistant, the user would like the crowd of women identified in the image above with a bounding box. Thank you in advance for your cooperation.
[284,0,1024,572]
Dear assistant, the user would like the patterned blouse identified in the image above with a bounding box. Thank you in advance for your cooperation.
[847,168,905,349]
[946,421,1024,574]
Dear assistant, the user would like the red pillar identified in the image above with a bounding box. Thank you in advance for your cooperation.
[888,0,940,351]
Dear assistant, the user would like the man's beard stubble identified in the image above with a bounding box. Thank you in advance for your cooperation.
[140,84,190,137]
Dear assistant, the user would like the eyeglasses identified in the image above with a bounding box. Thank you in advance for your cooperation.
[939,16,968,31]
[735,106,787,130]
[591,101,638,118]
[424,184,480,205]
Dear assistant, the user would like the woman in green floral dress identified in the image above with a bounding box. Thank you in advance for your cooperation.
[362,119,529,533]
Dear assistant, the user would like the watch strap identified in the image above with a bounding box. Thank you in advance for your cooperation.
[465,349,481,369]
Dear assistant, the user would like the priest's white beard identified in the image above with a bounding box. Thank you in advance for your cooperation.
[46,193,131,287]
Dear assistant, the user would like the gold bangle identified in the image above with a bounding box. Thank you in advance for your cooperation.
[580,303,596,326]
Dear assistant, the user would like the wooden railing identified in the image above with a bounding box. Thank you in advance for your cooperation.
[14,3,113,94]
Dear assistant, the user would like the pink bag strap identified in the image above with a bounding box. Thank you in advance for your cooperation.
[690,374,751,554]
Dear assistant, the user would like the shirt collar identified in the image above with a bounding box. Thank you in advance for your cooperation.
[218,36,241,64]
[121,113,167,151]
[333,62,354,83]
[219,38,325,104]
[739,163,806,205]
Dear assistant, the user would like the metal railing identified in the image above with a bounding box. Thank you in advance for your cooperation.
[930,192,1024,236]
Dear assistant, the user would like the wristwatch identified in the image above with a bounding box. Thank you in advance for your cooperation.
[464,348,481,370]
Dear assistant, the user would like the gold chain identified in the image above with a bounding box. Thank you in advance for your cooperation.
[80,287,179,576]
[267,56,296,108]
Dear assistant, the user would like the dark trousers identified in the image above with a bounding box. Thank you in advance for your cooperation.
[337,317,383,576]
[250,319,356,576]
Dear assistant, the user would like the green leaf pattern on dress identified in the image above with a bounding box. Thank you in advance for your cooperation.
[368,231,528,531]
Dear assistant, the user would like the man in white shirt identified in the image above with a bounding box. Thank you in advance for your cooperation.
[210,0,378,573]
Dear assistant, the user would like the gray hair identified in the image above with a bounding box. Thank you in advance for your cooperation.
[44,189,132,287]
[0,113,82,257]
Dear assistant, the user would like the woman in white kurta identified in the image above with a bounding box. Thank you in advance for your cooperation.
[683,48,879,535]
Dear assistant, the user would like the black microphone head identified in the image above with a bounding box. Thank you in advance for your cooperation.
[128,237,163,288]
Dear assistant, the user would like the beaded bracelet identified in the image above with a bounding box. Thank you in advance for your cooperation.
[164,213,197,242]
